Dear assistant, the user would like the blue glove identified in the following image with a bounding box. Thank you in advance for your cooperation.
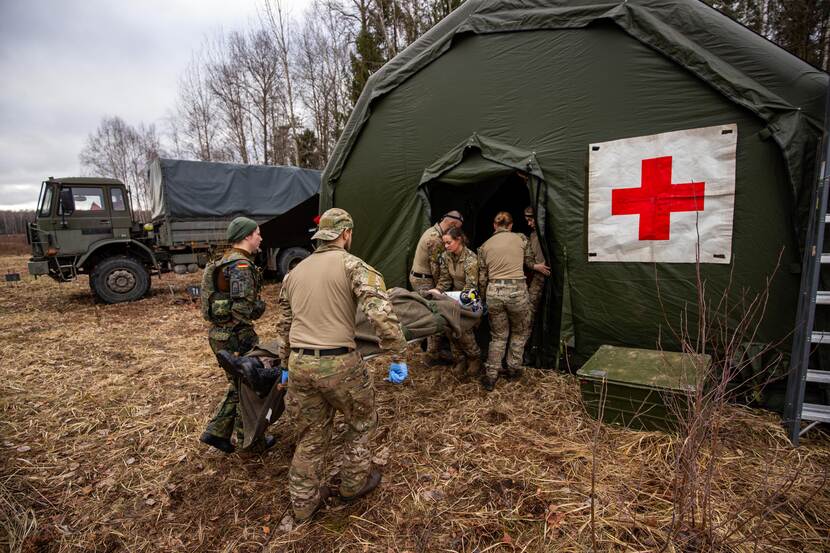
[387,362,408,384]
[280,369,289,385]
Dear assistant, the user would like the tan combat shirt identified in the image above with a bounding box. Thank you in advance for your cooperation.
[477,229,535,292]
[411,224,444,277]
[436,246,479,292]
[277,243,407,360]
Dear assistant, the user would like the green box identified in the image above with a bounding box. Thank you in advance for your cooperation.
[577,345,710,432]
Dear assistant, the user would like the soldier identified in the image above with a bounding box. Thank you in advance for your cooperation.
[429,226,481,378]
[200,217,272,454]
[524,206,551,332]
[277,208,407,522]
[410,210,464,362]
[478,211,549,391]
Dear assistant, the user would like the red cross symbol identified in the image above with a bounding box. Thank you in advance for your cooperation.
[611,156,705,240]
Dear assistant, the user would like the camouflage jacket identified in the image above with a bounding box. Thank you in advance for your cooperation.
[218,248,265,327]
[411,224,445,278]
[436,246,479,293]
[276,243,407,361]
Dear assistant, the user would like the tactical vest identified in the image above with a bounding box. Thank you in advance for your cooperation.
[200,259,234,324]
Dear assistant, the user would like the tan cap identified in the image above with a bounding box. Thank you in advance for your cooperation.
[312,208,354,240]
[524,206,535,218]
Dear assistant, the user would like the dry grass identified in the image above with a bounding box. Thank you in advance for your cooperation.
[0,253,828,552]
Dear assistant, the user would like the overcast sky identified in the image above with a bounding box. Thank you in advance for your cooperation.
[0,0,310,209]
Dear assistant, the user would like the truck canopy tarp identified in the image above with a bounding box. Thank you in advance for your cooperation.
[149,158,321,221]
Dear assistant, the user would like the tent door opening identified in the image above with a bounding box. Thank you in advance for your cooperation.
[416,136,561,368]
[426,171,532,249]
[424,169,558,368]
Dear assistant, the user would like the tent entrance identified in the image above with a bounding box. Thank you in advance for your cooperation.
[417,134,562,368]
[426,171,531,249]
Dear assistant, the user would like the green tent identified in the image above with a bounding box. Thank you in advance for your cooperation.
[321,0,828,364]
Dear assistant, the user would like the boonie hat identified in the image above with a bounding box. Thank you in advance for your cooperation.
[312,208,354,240]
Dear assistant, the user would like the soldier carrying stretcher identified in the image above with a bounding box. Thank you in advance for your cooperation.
[276,208,408,522]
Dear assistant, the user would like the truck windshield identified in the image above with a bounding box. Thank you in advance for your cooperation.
[37,183,53,216]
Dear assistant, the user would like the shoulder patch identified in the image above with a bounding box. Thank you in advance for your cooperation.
[367,268,386,291]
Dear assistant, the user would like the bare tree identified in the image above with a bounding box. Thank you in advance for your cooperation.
[0,210,36,234]
[264,0,302,166]
[79,116,160,213]
[174,54,222,161]
[206,33,252,163]
[296,0,354,162]
[235,30,282,164]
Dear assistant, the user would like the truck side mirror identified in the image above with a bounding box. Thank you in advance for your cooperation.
[59,188,75,215]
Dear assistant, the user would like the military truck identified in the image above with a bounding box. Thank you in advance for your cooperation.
[26,159,321,303]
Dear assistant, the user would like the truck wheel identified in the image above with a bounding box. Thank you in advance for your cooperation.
[91,256,150,304]
[277,247,310,277]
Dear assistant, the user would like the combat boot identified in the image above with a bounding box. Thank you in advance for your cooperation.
[244,434,278,454]
[481,375,497,392]
[451,358,468,377]
[340,468,382,502]
[294,486,332,522]
[426,354,451,367]
[216,351,276,398]
[466,357,482,378]
[242,364,279,398]
[504,367,523,381]
[199,432,234,454]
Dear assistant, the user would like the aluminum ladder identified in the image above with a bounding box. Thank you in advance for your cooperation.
[784,96,830,444]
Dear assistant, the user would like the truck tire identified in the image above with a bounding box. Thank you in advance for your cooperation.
[277,247,311,277]
[91,256,150,304]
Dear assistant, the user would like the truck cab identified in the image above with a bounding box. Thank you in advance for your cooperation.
[27,177,157,303]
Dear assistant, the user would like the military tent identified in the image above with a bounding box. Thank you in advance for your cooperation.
[320,0,829,365]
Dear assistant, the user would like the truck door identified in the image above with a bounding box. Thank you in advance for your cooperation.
[108,187,132,239]
[55,185,113,255]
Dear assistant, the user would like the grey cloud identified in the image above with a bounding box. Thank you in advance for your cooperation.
[0,0,289,209]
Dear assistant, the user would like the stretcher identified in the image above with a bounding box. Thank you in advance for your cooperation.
[230,288,483,449]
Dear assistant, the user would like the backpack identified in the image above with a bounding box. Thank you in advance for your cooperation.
[200,259,233,324]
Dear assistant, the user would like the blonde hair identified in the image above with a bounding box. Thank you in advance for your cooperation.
[493,211,513,228]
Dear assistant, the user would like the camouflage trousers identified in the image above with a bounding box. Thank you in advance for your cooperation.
[450,328,480,360]
[527,273,546,330]
[484,281,531,380]
[286,350,377,520]
[204,325,259,442]
[409,273,440,355]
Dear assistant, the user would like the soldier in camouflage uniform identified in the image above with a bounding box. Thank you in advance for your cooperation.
[524,206,551,332]
[200,217,271,454]
[277,208,407,522]
[409,210,464,362]
[429,226,481,377]
[478,211,549,391]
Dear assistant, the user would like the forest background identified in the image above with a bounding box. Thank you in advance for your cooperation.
[1,0,827,232]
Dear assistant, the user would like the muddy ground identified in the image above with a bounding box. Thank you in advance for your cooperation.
[1,253,828,552]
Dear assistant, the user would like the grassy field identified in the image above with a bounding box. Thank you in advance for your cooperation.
[1,252,828,552]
